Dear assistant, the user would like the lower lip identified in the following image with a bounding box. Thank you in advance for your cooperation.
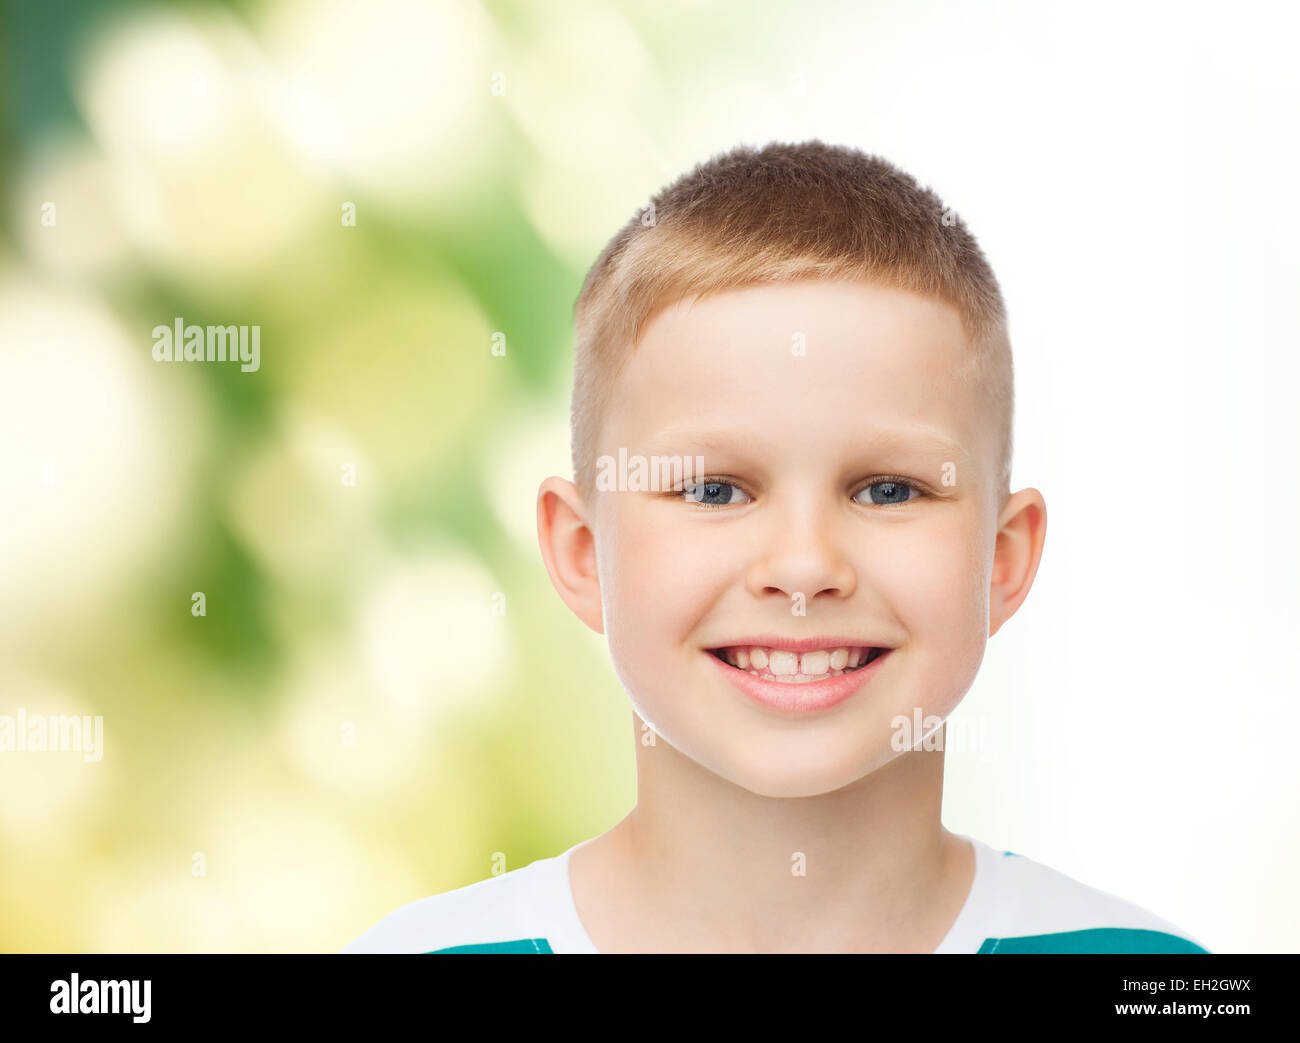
[706,648,891,714]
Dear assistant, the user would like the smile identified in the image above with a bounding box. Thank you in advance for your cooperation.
[707,644,885,683]
[705,643,892,713]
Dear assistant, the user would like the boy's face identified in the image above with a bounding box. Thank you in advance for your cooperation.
[559,279,1040,799]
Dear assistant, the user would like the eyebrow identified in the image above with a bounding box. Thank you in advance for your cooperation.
[641,425,972,463]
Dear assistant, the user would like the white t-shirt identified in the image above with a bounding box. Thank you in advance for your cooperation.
[339,833,1210,954]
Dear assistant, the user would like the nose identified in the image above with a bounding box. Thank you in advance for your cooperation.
[744,493,858,604]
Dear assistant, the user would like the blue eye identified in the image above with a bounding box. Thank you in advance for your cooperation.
[675,477,925,508]
[854,479,921,505]
[682,480,751,506]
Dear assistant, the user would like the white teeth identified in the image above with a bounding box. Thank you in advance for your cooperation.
[713,644,881,682]
[768,650,798,676]
[800,650,830,675]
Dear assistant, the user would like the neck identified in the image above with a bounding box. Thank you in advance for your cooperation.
[589,713,970,952]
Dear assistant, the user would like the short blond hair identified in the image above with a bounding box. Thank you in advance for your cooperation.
[571,140,1013,504]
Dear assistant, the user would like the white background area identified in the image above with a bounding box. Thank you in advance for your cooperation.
[538,0,1300,954]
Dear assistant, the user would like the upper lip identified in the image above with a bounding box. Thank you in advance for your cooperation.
[705,635,893,654]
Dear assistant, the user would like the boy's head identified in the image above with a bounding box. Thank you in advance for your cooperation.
[539,140,1046,799]
[571,140,1014,508]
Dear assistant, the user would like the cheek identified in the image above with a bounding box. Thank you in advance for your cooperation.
[607,505,730,605]
[598,509,719,681]
[882,525,985,626]
[880,521,989,709]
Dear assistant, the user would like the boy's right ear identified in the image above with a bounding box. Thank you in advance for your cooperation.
[536,477,605,635]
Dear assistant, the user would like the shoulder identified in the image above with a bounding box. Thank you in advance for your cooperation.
[977,843,1210,953]
[338,857,556,954]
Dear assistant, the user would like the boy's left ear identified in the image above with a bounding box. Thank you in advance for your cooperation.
[988,488,1047,638]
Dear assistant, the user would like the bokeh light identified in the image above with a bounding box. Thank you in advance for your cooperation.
[2,0,1290,957]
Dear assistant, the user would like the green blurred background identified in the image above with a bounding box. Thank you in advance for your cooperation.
[0,0,729,951]
[4,0,1286,954]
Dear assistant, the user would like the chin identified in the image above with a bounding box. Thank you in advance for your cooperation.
[706,742,902,799]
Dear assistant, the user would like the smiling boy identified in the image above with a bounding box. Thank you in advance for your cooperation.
[341,141,1209,954]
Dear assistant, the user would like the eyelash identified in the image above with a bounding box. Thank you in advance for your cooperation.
[672,476,929,510]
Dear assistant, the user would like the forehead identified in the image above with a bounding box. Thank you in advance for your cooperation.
[604,279,990,472]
